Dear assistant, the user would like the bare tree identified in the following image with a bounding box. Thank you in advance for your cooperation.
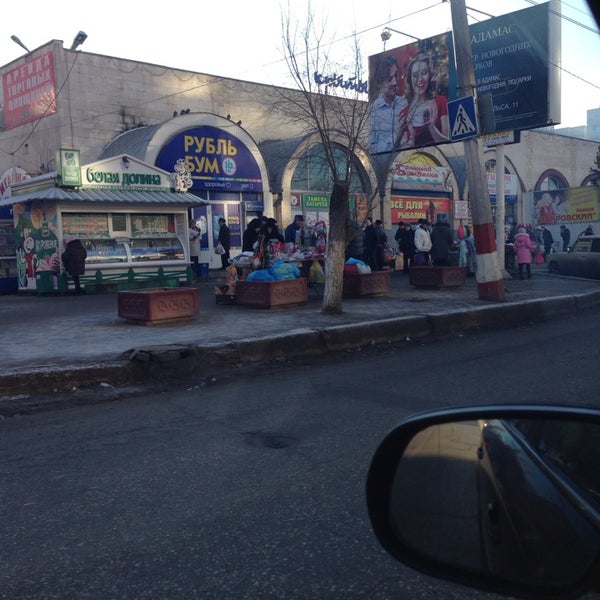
[276,3,388,314]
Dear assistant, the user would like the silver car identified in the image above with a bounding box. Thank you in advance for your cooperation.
[547,235,600,279]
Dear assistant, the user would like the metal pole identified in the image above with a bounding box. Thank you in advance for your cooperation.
[495,144,511,278]
[449,0,505,301]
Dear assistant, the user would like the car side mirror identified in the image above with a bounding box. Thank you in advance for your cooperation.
[367,405,600,600]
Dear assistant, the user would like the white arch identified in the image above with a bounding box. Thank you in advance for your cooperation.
[142,113,274,215]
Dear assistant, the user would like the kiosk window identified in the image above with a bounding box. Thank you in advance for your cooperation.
[111,214,128,233]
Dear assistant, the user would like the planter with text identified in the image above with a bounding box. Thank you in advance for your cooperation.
[235,277,308,308]
[117,287,199,324]
[343,270,391,297]
[409,266,468,289]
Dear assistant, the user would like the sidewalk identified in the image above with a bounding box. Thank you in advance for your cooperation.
[1,266,599,402]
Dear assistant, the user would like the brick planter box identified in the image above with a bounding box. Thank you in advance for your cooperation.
[343,270,391,297]
[118,287,199,324]
[409,266,468,289]
[235,277,308,308]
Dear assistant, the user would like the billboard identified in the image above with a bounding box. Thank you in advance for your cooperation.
[533,187,599,226]
[470,2,559,133]
[368,3,558,155]
[1,51,57,130]
[368,33,455,154]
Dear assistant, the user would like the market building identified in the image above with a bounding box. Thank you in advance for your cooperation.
[1,37,599,293]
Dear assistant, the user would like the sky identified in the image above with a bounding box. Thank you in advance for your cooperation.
[1,0,599,129]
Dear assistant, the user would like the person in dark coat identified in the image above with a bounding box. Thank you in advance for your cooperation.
[559,225,571,252]
[217,217,231,269]
[373,220,388,271]
[396,222,415,273]
[541,226,554,257]
[61,238,87,293]
[345,218,364,261]
[284,214,305,248]
[430,220,453,266]
[363,218,377,270]
[242,218,262,252]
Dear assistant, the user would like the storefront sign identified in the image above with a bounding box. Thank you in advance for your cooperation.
[0,167,30,219]
[487,173,518,202]
[392,163,453,192]
[313,72,368,94]
[303,194,330,209]
[0,167,30,200]
[82,156,169,191]
[156,125,263,193]
[389,195,451,224]
[2,51,57,130]
[454,200,470,220]
[57,149,82,187]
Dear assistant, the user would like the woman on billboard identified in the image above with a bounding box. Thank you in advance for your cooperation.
[396,53,449,150]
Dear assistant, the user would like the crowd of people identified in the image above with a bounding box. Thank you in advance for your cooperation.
[391,218,475,275]
[192,213,600,282]
[346,217,474,275]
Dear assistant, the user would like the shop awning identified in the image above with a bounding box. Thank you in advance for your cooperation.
[0,186,208,207]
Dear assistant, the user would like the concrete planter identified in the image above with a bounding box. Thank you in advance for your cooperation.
[343,270,391,297]
[118,287,199,324]
[409,266,468,289]
[235,277,308,308]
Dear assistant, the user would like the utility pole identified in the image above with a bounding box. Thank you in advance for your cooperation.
[450,0,505,301]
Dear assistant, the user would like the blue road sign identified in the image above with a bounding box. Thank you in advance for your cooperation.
[448,96,478,141]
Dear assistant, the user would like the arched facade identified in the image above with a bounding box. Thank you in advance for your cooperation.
[1,39,599,277]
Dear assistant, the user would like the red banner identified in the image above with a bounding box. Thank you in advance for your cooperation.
[389,195,451,224]
[2,51,57,130]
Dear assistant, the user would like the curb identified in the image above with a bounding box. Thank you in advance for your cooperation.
[1,290,599,415]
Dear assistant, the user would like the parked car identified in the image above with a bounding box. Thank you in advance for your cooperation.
[366,405,600,600]
[547,235,600,279]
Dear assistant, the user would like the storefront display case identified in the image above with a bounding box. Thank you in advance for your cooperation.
[84,239,128,264]
[61,211,188,271]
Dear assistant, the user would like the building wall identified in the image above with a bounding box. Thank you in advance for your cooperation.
[0,41,307,176]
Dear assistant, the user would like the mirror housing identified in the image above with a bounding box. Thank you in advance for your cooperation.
[366,405,600,600]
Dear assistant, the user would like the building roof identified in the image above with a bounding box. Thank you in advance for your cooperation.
[0,185,207,207]
[98,125,161,160]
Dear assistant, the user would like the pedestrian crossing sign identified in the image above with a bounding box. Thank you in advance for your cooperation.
[448,96,478,141]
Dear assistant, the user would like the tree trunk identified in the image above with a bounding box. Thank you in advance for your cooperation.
[321,181,349,314]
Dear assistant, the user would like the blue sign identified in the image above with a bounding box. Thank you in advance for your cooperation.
[469,3,552,132]
[156,125,263,193]
[448,96,478,141]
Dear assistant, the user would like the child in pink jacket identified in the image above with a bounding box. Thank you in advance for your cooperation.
[513,228,536,279]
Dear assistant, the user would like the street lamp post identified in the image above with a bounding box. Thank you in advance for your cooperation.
[10,35,30,53]
[380,27,419,49]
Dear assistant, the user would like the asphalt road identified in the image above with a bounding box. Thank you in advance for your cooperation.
[2,311,600,600]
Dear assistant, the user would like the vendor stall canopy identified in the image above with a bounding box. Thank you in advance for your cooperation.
[0,185,207,207]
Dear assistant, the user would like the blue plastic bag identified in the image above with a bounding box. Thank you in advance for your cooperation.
[245,269,275,281]
[270,260,300,280]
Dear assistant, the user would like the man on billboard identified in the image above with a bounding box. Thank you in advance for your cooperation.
[368,55,408,154]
